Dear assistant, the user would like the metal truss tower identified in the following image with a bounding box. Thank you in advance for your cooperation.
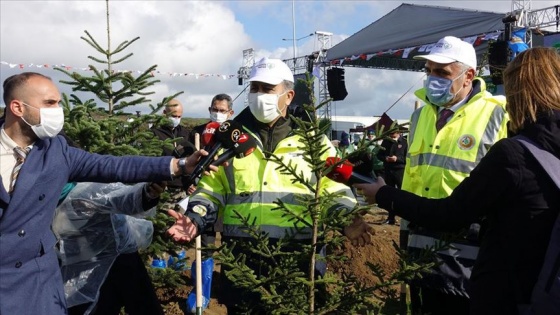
[238,32,333,122]
[237,48,255,107]
[315,31,333,121]
[510,1,560,47]
[282,31,333,122]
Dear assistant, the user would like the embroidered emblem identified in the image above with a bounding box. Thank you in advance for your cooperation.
[457,134,476,150]
[192,205,207,217]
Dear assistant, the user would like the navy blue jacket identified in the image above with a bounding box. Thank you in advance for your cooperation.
[0,130,173,315]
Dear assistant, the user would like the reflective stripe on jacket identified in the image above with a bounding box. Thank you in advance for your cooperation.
[403,78,509,295]
[404,78,508,198]
[190,131,357,240]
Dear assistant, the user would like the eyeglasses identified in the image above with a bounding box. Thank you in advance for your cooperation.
[209,107,230,114]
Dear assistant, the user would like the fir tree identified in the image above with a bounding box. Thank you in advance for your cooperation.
[55,0,189,289]
[212,73,443,314]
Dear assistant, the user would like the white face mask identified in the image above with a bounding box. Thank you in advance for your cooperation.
[170,117,181,128]
[21,103,65,140]
[210,112,229,124]
[248,92,286,123]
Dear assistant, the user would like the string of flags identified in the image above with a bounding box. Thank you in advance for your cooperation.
[0,61,238,80]
[328,31,503,66]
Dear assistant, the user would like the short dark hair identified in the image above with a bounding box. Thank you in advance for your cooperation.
[3,72,52,106]
[211,93,233,109]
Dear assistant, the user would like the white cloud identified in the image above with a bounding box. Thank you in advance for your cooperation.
[2,0,559,124]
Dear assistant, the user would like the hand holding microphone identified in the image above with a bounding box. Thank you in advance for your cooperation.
[182,120,256,189]
[324,157,376,185]
[324,157,385,204]
[353,177,386,205]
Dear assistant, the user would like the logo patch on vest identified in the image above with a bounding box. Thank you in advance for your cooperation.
[192,205,207,217]
[457,134,476,150]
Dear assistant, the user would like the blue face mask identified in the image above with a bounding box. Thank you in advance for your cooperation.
[424,70,466,107]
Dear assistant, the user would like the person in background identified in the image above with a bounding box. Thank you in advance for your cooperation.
[355,46,560,315]
[0,72,209,315]
[166,57,374,313]
[338,131,351,155]
[366,130,385,179]
[56,181,166,315]
[190,93,235,143]
[350,133,360,153]
[151,98,196,189]
[376,130,407,225]
[395,35,509,315]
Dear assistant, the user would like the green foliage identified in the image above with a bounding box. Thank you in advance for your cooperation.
[212,73,384,313]
[55,28,188,289]
[212,72,439,314]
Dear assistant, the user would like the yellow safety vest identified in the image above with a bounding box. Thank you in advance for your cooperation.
[194,132,357,239]
[402,78,509,295]
[403,78,508,198]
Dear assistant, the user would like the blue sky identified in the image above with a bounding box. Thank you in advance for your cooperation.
[1,0,558,127]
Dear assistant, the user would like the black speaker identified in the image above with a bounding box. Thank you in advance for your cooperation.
[327,68,348,101]
[488,40,510,85]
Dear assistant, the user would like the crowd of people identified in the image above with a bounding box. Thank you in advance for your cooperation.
[1,35,559,315]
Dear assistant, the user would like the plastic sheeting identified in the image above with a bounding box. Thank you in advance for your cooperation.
[53,182,156,312]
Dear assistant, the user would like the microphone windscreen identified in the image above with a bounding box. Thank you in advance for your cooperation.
[325,157,353,183]
[214,120,245,149]
[232,133,257,157]
[201,122,221,147]
[325,156,341,168]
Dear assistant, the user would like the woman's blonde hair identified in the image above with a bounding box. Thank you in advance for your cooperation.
[503,47,560,133]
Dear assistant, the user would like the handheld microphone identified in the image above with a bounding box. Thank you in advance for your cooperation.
[324,157,375,186]
[182,120,254,189]
[210,132,257,167]
[183,122,223,187]
[201,121,221,148]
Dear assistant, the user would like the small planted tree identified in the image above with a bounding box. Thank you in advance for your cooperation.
[211,73,446,314]
[55,0,189,290]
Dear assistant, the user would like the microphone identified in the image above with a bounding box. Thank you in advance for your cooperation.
[201,121,221,148]
[182,122,223,188]
[182,120,255,189]
[210,132,257,167]
[324,157,375,186]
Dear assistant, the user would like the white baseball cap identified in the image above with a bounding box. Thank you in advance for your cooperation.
[249,57,294,85]
[414,36,477,69]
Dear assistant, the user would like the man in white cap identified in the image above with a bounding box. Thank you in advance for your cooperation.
[400,36,509,314]
[165,57,374,313]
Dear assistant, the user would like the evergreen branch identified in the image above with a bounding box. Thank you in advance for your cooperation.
[111,36,140,55]
[109,52,134,64]
[80,30,105,53]
[87,55,109,64]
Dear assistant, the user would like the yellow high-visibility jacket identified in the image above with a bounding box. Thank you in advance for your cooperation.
[188,127,356,240]
[403,78,509,296]
[404,78,508,197]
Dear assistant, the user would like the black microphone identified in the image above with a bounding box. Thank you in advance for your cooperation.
[182,120,250,189]
[324,157,375,186]
[210,132,257,167]
[182,122,222,187]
